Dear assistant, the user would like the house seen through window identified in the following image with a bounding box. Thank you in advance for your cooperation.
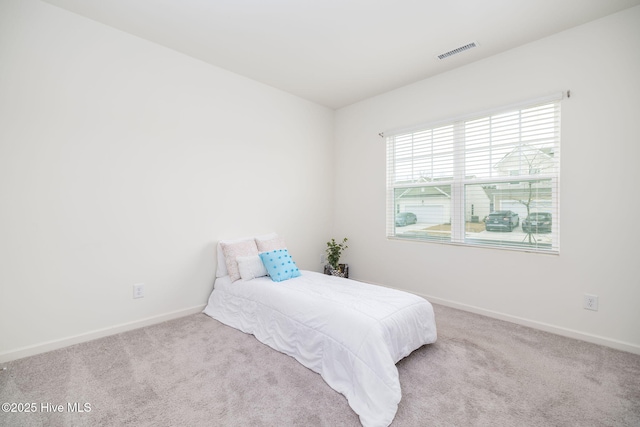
[386,96,561,253]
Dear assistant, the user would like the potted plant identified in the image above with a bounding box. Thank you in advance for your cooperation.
[325,237,348,277]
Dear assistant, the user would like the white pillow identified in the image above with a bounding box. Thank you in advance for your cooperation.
[221,240,259,282]
[216,232,278,278]
[216,238,251,278]
[256,236,287,252]
[237,255,269,280]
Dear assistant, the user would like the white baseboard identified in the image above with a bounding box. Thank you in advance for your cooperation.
[423,295,640,355]
[353,276,640,356]
[3,285,638,362]
[0,305,206,364]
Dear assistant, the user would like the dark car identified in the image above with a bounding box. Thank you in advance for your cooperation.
[522,212,552,233]
[395,212,417,227]
[485,210,519,232]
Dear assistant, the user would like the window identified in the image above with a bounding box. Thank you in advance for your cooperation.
[386,95,561,253]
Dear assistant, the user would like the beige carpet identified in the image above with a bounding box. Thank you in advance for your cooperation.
[1,304,639,427]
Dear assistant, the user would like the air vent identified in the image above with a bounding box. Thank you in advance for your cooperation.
[437,42,478,60]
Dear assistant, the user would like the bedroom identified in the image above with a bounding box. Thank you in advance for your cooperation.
[1,0,639,425]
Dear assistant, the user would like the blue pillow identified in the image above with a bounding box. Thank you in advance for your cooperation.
[259,249,301,282]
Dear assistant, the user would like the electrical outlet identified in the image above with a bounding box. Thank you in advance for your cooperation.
[320,254,326,264]
[133,283,145,299]
[584,294,598,311]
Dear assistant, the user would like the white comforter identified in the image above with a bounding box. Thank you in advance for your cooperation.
[203,270,437,427]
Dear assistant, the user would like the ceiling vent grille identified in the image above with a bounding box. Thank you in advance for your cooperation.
[437,42,478,60]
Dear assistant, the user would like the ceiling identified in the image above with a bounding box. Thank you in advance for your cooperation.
[42,0,640,109]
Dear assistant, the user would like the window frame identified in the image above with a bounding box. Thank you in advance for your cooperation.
[385,94,562,254]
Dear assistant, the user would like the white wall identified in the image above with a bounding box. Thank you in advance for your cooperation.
[0,0,334,361]
[334,6,640,353]
[2,1,638,362]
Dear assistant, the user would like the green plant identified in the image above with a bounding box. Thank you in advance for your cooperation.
[326,237,348,270]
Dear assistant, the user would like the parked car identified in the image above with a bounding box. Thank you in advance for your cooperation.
[485,210,519,231]
[522,212,552,233]
[395,212,417,227]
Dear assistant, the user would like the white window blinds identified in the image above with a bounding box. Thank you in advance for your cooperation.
[386,94,561,253]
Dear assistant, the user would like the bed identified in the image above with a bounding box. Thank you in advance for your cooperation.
[203,234,437,427]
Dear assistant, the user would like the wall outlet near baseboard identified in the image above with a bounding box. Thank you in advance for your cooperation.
[133,283,145,299]
[584,294,598,311]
